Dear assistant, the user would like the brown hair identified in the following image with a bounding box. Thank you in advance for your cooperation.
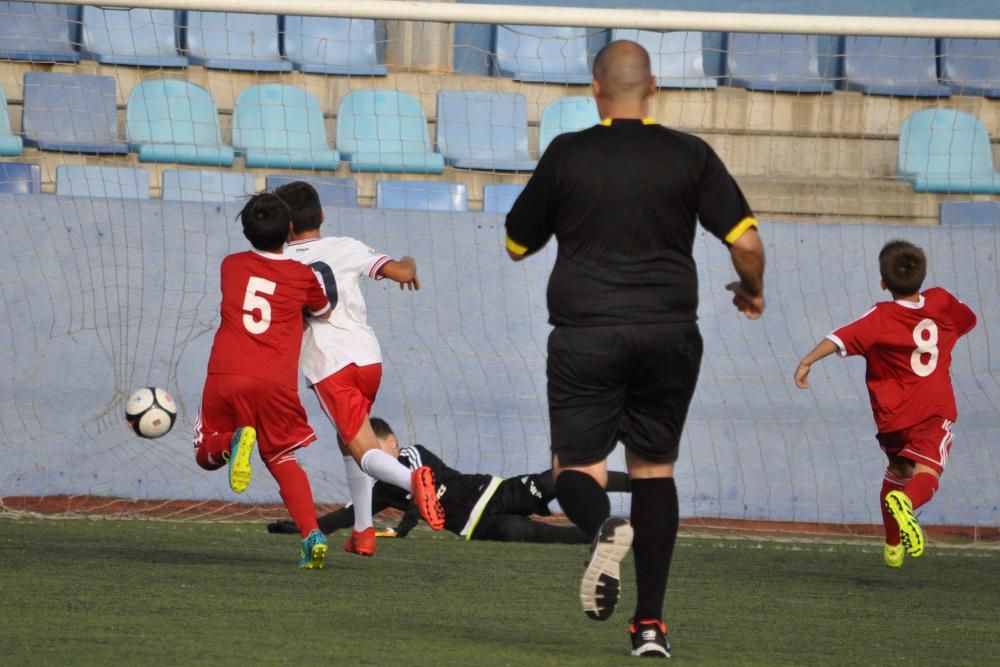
[879,239,927,296]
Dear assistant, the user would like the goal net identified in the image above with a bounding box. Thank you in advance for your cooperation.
[0,0,997,538]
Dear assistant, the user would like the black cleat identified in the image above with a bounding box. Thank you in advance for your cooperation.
[266,519,298,534]
[580,517,634,621]
[629,618,671,658]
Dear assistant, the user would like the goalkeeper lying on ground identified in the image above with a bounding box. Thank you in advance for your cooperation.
[267,417,631,551]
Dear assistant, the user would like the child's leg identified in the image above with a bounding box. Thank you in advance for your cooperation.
[265,451,319,539]
[880,464,910,546]
[902,463,940,510]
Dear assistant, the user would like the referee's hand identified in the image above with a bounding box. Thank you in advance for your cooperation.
[725,282,764,320]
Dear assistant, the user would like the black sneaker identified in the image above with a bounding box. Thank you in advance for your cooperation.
[629,619,671,658]
[266,519,298,534]
[580,517,634,621]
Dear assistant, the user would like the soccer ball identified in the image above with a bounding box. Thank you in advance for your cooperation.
[125,387,177,439]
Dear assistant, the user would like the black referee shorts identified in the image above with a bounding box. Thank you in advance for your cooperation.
[547,322,703,466]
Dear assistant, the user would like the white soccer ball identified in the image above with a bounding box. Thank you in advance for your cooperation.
[125,387,178,439]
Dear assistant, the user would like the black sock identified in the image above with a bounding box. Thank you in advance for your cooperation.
[606,471,631,493]
[630,477,679,621]
[555,470,610,541]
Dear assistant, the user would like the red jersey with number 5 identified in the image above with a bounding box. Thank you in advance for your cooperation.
[207,250,331,388]
[827,287,977,433]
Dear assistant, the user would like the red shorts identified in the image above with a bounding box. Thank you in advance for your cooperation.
[195,373,317,464]
[311,363,382,443]
[877,416,954,475]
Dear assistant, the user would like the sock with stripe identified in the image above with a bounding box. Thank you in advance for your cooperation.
[194,430,234,471]
[903,471,940,510]
[360,448,412,492]
[266,455,319,538]
[880,472,907,546]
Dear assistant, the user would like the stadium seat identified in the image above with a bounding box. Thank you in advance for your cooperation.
[375,180,467,211]
[126,80,235,166]
[494,25,594,84]
[939,201,1000,225]
[184,11,291,72]
[336,90,444,174]
[0,89,23,157]
[0,162,40,194]
[283,16,387,75]
[267,175,358,208]
[231,84,339,170]
[941,39,1000,99]
[79,7,187,67]
[161,169,255,202]
[482,183,524,214]
[841,36,951,97]
[538,96,599,155]
[55,165,150,199]
[612,29,717,89]
[435,90,537,171]
[0,2,80,62]
[897,109,1000,194]
[724,33,834,93]
[22,73,128,154]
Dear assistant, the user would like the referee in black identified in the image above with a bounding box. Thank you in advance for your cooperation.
[505,40,765,658]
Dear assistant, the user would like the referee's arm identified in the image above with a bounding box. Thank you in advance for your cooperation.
[505,142,559,261]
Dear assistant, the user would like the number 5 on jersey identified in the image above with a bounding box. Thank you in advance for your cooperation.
[243,276,277,334]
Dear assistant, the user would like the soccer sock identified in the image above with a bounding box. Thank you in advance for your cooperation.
[631,477,679,622]
[266,454,319,538]
[554,470,610,541]
[880,472,907,546]
[359,448,412,492]
[193,430,233,471]
[606,471,632,493]
[344,454,376,531]
[904,472,940,510]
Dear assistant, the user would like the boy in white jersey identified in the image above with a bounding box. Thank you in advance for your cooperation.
[275,182,445,558]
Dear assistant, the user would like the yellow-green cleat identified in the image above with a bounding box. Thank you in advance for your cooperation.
[228,426,256,494]
[299,529,328,570]
[883,543,904,568]
[885,490,924,558]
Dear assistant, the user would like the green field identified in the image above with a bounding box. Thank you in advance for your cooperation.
[0,518,997,666]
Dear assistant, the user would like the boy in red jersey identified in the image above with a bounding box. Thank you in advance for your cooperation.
[193,193,334,569]
[795,240,977,567]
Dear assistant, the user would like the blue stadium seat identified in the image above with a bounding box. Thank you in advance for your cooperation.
[375,180,467,211]
[185,11,291,72]
[0,162,40,194]
[482,183,524,214]
[161,169,255,202]
[494,25,593,84]
[538,96,599,155]
[336,90,444,174]
[941,39,1000,99]
[231,84,339,170]
[897,109,1000,194]
[0,89,23,157]
[725,33,834,93]
[22,73,128,154]
[940,201,1000,225]
[55,165,150,199]
[126,80,235,166]
[842,36,951,98]
[267,174,358,208]
[0,2,80,62]
[435,90,536,171]
[612,29,717,89]
[79,7,186,67]
[283,16,387,75]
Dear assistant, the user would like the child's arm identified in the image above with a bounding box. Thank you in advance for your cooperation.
[794,338,839,389]
[951,299,977,338]
[377,256,420,291]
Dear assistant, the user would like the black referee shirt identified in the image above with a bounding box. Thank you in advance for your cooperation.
[505,119,755,327]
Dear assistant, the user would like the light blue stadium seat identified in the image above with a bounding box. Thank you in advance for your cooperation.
[897,109,1000,194]
[435,90,537,171]
[494,25,593,84]
[612,29,717,89]
[231,84,338,170]
[725,33,834,93]
[941,39,1000,99]
[0,89,23,156]
[185,11,291,72]
[336,90,444,174]
[161,169,255,202]
[55,165,150,199]
[23,73,127,154]
[482,183,524,214]
[126,79,235,166]
[79,7,186,67]
[0,2,80,62]
[283,16,386,75]
[375,180,467,211]
[939,201,1000,225]
[538,96,599,155]
[267,174,358,208]
[842,36,951,98]
[0,162,40,193]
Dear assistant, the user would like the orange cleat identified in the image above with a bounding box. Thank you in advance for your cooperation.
[344,527,377,557]
[411,465,445,531]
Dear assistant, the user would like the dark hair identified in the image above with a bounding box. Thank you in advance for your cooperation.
[238,193,291,251]
[879,239,927,296]
[369,417,394,438]
[273,181,323,234]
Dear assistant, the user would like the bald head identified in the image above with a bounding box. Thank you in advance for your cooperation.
[592,40,653,101]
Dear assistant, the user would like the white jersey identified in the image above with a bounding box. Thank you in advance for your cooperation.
[286,236,392,384]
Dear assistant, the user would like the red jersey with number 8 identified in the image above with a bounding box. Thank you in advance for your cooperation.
[208,250,331,388]
[827,287,977,433]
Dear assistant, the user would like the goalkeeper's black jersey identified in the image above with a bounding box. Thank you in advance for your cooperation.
[396,445,498,535]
